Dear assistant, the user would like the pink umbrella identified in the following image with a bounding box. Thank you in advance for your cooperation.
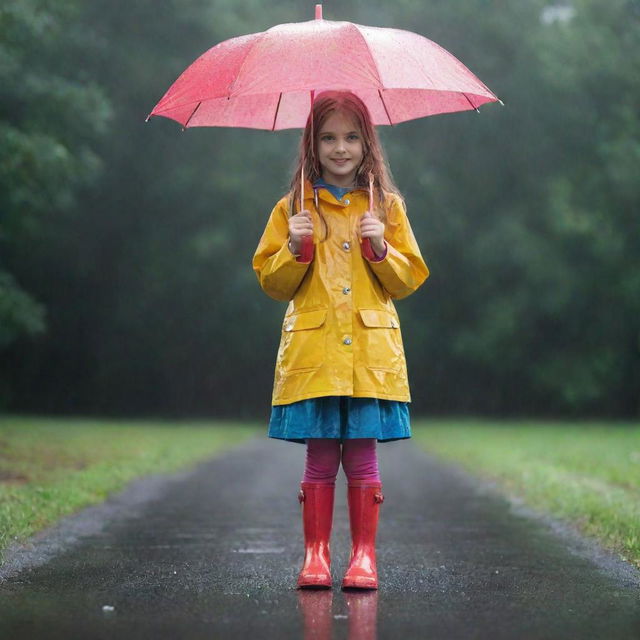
[146,5,501,130]
[147,5,501,260]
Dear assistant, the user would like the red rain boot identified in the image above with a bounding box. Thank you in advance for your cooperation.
[297,482,335,589]
[342,481,384,590]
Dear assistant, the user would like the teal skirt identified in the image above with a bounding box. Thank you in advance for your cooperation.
[268,396,411,445]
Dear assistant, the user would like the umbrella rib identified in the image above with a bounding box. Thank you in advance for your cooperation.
[271,92,283,131]
[378,90,393,125]
[430,39,499,100]
[352,25,387,95]
[227,30,270,97]
[183,102,202,128]
[462,93,480,113]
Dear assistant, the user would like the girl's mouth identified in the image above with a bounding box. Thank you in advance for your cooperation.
[332,158,349,165]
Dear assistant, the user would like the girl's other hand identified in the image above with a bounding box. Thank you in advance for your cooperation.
[288,210,314,254]
[360,211,386,257]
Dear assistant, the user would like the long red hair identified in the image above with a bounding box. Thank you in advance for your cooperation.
[288,91,401,233]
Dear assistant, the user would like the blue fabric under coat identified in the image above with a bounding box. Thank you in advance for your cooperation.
[313,178,352,202]
[268,396,411,445]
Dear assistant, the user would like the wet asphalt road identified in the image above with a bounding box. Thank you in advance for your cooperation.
[1,436,639,639]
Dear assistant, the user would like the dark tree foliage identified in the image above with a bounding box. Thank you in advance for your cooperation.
[1,0,638,418]
[0,0,111,404]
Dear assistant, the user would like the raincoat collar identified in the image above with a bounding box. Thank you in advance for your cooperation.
[313,178,352,202]
[303,179,367,205]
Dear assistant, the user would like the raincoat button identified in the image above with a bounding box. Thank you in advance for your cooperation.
[343,337,352,345]
[391,320,397,328]
[342,241,351,251]
[342,287,351,295]
[285,324,293,332]
[344,198,350,205]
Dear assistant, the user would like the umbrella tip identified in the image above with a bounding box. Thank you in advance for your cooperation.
[315,4,322,20]
[498,99,505,106]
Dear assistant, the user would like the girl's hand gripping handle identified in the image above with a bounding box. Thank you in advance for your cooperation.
[361,172,385,261]
[294,165,315,262]
[361,236,376,261]
[361,172,377,260]
[288,210,315,263]
[360,211,386,260]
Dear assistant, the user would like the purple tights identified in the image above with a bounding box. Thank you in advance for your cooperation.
[302,438,380,485]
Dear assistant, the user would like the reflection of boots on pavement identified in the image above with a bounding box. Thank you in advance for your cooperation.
[345,590,379,640]
[342,480,384,590]
[297,589,334,640]
[298,482,335,588]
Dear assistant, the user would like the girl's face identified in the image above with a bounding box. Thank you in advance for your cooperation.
[317,111,364,187]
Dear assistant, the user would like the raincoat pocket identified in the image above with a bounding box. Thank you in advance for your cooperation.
[357,308,403,372]
[277,308,327,374]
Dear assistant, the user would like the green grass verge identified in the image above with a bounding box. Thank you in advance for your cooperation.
[413,419,640,569]
[0,416,259,559]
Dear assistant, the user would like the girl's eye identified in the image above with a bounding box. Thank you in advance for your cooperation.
[321,135,334,141]
[348,134,359,140]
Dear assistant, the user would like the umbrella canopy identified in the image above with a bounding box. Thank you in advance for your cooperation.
[147,5,500,130]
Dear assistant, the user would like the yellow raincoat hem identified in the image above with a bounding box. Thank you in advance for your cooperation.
[272,390,412,406]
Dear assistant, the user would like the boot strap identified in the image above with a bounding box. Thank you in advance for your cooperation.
[374,492,384,504]
[298,489,305,503]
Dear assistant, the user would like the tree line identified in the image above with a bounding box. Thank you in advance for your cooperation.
[1,0,638,418]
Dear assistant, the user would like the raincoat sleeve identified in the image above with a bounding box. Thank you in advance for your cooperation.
[252,197,312,302]
[365,195,429,300]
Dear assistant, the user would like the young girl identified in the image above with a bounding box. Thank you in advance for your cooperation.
[253,91,429,590]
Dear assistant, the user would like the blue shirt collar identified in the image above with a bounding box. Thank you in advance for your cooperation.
[313,178,352,202]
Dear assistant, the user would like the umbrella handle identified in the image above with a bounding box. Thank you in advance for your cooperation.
[361,237,376,261]
[300,235,314,262]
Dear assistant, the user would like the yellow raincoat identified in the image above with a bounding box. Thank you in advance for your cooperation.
[253,182,429,405]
